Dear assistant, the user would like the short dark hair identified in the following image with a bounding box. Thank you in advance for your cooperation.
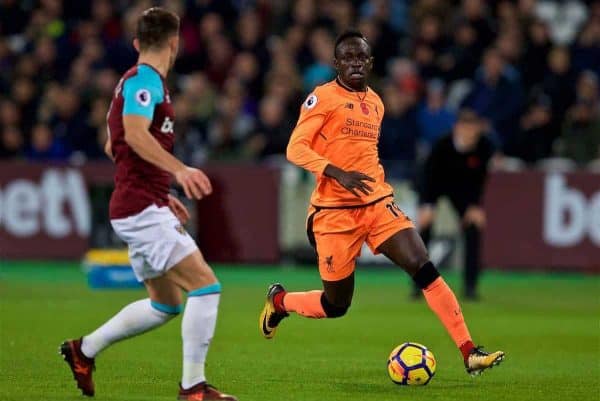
[334,29,369,58]
[136,7,180,51]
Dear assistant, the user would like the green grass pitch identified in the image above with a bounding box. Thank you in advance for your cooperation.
[1,262,598,401]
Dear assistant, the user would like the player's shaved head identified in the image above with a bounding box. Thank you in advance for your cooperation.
[136,7,180,51]
[334,30,370,59]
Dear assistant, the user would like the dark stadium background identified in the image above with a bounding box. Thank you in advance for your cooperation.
[0,1,598,400]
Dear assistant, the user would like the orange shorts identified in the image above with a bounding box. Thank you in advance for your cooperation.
[306,197,414,281]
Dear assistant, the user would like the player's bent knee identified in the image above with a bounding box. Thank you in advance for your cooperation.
[412,261,441,290]
[168,251,218,292]
[404,251,430,276]
[320,292,350,318]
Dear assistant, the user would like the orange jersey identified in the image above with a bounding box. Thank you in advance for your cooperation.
[287,79,393,207]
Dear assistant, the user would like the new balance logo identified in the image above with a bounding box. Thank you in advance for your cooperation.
[345,103,354,109]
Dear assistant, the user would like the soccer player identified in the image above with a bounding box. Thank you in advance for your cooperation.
[59,8,237,401]
[259,30,505,376]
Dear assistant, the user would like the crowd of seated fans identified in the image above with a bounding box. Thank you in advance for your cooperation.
[0,0,598,179]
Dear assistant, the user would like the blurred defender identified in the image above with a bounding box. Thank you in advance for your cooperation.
[259,30,504,376]
[59,8,236,401]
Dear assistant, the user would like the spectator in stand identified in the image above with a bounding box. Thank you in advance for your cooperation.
[521,19,552,90]
[379,82,421,182]
[0,125,23,159]
[245,96,293,160]
[418,79,457,152]
[543,47,576,121]
[412,15,449,80]
[48,86,89,159]
[25,122,68,161]
[11,78,38,134]
[462,47,524,150]
[230,52,262,109]
[207,81,255,160]
[570,18,600,76]
[412,0,452,26]
[303,28,336,93]
[438,20,480,81]
[0,99,22,134]
[356,2,404,77]
[557,71,600,165]
[455,0,496,53]
[511,93,557,163]
[234,9,270,71]
[204,34,235,89]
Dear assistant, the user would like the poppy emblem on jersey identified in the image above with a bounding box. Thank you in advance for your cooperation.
[467,156,480,168]
[135,89,151,107]
[360,102,369,115]
[304,94,318,109]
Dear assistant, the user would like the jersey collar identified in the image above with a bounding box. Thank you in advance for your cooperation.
[138,62,166,80]
[335,77,369,94]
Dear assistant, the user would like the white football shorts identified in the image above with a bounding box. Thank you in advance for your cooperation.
[110,204,198,282]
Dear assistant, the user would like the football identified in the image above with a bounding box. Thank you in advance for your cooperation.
[387,342,436,385]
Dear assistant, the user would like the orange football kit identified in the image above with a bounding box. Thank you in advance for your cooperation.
[287,80,414,281]
[265,79,504,373]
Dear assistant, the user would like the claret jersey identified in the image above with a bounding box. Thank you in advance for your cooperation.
[107,63,175,219]
[287,79,393,207]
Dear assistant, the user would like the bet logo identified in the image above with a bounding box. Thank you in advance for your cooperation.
[161,117,174,134]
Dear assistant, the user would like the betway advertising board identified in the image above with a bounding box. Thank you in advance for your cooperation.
[0,163,109,258]
[0,162,279,262]
[483,171,599,272]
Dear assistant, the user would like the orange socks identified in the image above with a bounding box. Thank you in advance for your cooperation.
[283,291,326,319]
[423,277,473,355]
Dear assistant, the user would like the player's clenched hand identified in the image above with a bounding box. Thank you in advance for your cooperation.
[174,167,212,200]
[324,164,375,197]
[167,194,190,224]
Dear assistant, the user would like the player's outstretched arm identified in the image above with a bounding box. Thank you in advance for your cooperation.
[123,115,212,199]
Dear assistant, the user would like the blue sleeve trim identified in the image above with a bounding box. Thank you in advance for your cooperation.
[188,282,222,297]
[151,300,183,315]
[122,65,164,120]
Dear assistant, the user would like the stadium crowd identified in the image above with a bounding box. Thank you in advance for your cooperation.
[0,0,599,178]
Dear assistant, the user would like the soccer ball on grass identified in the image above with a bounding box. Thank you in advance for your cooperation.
[387,342,436,385]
